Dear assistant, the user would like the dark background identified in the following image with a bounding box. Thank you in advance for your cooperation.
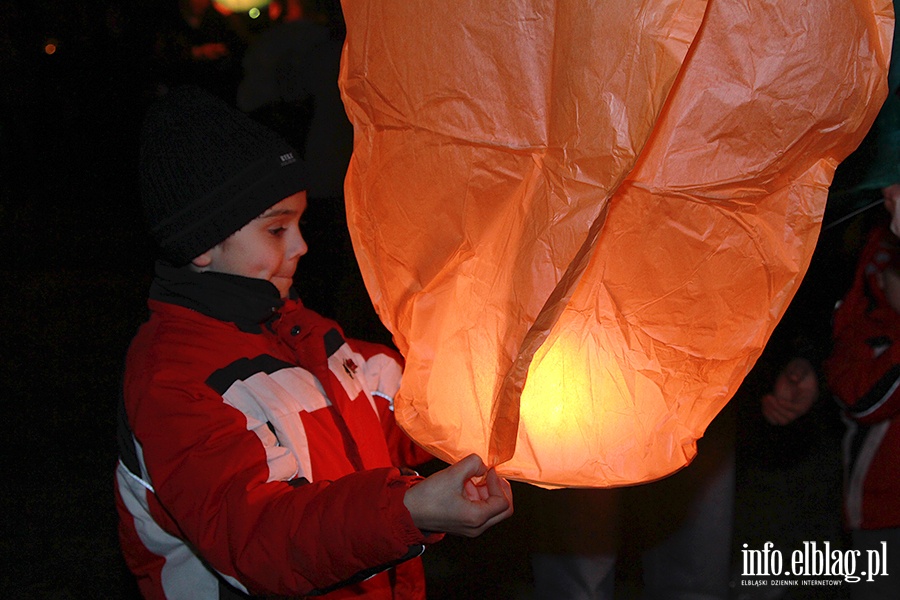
[0,0,886,598]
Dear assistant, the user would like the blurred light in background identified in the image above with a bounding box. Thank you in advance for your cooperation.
[213,0,270,12]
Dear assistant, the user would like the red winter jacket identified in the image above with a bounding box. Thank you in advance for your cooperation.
[115,263,437,599]
[825,224,900,530]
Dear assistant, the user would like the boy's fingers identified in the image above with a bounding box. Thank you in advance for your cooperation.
[484,468,509,499]
[477,482,490,501]
[455,454,488,480]
[485,485,514,520]
[463,477,490,502]
[461,496,514,537]
[485,470,513,513]
[463,479,481,501]
[457,472,514,537]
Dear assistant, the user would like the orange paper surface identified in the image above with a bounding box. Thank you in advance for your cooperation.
[339,0,893,487]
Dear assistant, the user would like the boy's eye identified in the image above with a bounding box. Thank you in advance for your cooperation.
[269,227,286,236]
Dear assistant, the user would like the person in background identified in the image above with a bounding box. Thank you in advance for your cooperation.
[823,11,900,595]
[824,218,900,600]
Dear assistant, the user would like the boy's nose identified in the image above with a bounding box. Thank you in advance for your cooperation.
[290,229,309,259]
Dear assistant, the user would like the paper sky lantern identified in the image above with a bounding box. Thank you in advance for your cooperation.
[339,0,893,488]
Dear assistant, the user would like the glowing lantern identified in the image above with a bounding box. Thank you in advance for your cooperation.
[339,0,893,487]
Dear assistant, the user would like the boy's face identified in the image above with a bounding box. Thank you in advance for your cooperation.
[193,191,308,298]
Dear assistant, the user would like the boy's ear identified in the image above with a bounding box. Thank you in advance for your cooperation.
[191,249,214,270]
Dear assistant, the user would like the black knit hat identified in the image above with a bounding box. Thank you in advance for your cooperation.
[140,86,308,265]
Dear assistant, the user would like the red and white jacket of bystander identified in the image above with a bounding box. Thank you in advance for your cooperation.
[826,224,900,531]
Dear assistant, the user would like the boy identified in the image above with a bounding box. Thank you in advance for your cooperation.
[115,86,513,599]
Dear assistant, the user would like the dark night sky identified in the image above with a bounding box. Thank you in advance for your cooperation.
[2,1,158,274]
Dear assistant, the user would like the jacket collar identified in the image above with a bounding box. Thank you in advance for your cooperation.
[149,261,286,333]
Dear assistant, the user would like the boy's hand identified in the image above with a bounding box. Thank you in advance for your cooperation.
[761,357,819,425]
[403,454,513,537]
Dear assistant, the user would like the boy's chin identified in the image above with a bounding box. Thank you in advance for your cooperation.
[272,277,293,298]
